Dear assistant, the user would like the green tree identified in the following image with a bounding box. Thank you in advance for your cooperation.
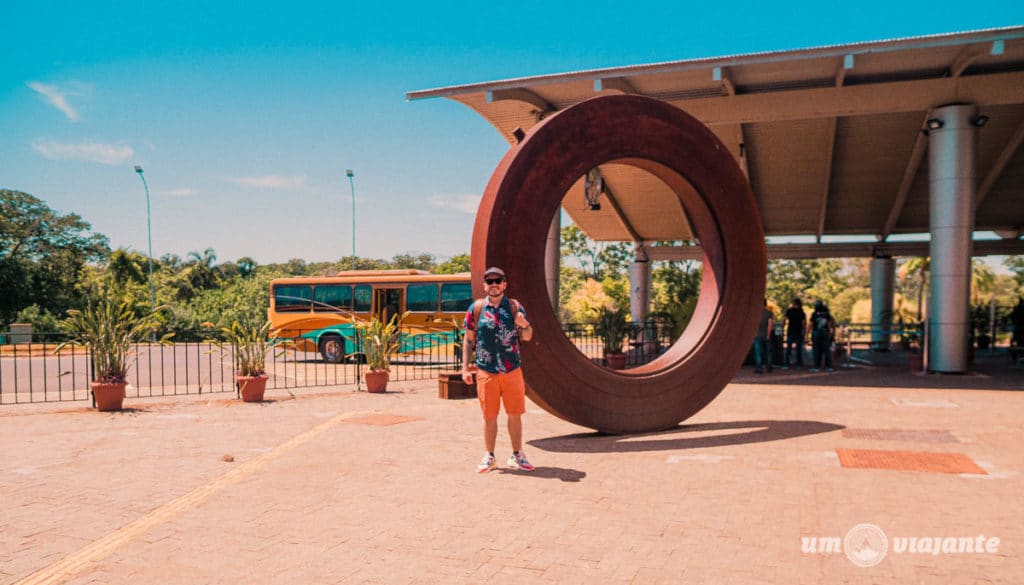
[898,257,929,321]
[435,253,470,274]
[185,248,220,290]
[768,258,858,312]
[1005,256,1024,290]
[107,249,148,287]
[391,253,436,271]
[831,287,870,323]
[237,256,258,278]
[560,224,632,280]
[0,189,110,325]
[650,258,702,339]
[160,253,182,271]
[328,256,390,273]
[766,259,817,309]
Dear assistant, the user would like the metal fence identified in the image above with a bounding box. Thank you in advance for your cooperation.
[0,330,242,405]
[0,320,674,406]
[562,319,674,367]
[0,326,460,406]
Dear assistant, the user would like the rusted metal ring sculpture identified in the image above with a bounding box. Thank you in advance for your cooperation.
[472,94,766,434]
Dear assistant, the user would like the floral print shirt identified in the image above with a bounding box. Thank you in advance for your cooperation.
[464,297,526,374]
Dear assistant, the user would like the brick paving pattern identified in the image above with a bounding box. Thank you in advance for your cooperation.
[835,448,988,475]
[1,358,1021,584]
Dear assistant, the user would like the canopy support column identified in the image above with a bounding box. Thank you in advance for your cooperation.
[629,243,651,322]
[870,256,895,350]
[927,103,978,373]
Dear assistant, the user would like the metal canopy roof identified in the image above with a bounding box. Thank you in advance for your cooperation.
[409,27,1024,256]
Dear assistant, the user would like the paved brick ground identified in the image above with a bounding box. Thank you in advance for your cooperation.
[1,356,1021,584]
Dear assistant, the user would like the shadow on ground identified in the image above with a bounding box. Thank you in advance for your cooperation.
[498,466,587,482]
[530,419,845,453]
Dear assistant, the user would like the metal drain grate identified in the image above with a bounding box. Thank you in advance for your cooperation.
[836,448,987,474]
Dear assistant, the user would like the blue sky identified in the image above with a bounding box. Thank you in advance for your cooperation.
[2,1,1021,265]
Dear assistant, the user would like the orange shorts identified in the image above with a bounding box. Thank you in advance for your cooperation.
[476,368,526,420]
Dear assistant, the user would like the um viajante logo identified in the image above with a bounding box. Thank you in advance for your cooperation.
[802,523,1000,567]
[843,524,888,566]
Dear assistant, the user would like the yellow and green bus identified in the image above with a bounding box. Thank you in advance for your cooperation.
[268,269,472,362]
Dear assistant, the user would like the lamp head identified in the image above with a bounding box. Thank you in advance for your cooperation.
[345,169,354,178]
[134,165,143,174]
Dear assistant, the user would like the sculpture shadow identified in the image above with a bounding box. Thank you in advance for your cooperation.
[529,419,845,454]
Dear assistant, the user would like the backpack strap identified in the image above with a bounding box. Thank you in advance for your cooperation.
[470,299,485,334]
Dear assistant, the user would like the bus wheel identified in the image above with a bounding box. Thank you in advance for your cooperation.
[319,335,346,363]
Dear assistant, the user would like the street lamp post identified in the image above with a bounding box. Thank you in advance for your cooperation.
[134,165,156,314]
[346,169,356,268]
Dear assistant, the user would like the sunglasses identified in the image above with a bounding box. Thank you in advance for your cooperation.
[484,278,505,285]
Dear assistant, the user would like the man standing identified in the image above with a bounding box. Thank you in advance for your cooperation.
[808,300,836,372]
[752,298,774,374]
[461,267,535,473]
[783,298,806,369]
[1012,298,1024,347]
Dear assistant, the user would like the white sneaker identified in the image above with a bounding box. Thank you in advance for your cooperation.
[507,451,535,471]
[476,452,496,473]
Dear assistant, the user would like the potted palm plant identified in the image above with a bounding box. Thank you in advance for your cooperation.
[901,324,924,372]
[595,306,629,370]
[55,299,167,411]
[221,319,273,402]
[354,312,406,393]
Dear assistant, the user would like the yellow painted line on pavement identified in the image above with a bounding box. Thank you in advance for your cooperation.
[18,410,358,585]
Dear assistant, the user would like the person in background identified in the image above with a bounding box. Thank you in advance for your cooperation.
[783,298,806,369]
[1011,298,1024,347]
[808,300,836,372]
[752,298,774,374]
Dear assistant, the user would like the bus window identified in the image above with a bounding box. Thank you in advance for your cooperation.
[314,284,352,312]
[353,285,372,313]
[441,282,473,312]
[274,285,312,312]
[406,283,439,312]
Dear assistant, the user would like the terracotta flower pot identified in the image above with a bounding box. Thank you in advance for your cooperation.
[236,375,268,402]
[91,382,127,412]
[365,370,389,393]
[605,352,628,370]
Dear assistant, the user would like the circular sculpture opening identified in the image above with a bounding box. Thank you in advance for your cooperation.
[552,158,706,372]
[471,94,766,434]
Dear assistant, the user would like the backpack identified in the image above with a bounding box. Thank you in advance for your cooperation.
[814,312,833,333]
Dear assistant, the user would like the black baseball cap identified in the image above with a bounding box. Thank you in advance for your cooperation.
[483,267,506,278]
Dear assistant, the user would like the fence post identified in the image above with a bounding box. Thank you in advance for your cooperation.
[355,328,362,391]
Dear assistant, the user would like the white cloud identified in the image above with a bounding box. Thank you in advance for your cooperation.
[226,175,307,189]
[31,140,134,165]
[429,194,481,214]
[160,188,196,197]
[26,81,81,122]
